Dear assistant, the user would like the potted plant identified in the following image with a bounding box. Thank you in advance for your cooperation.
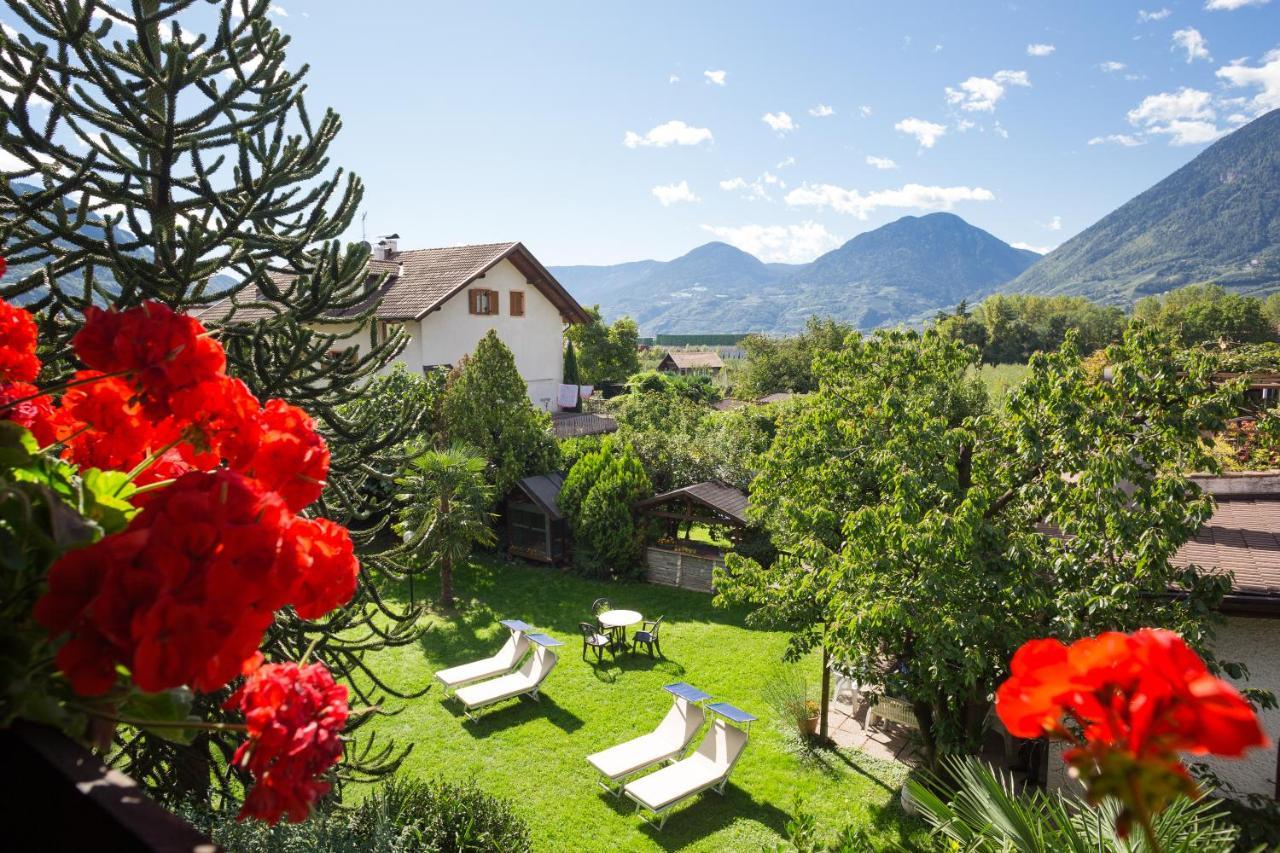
[804,699,822,736]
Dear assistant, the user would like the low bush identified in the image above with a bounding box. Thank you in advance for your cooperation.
[185,777,532,853]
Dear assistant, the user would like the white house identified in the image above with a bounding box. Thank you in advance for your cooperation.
[208,238,591,411]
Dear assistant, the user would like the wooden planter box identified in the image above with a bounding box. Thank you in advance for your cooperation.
[644,546,724,593]
[0,721,219,852]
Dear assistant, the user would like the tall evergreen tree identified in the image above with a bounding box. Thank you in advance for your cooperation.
[441,329,558,498]
[0,0,430,806]
[562,339,581,412]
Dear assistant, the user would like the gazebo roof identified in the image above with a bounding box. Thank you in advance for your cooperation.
[637,481,750,526]
[511,472,566,521]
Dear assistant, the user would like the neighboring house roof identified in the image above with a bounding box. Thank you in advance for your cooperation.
[637,481,750,526]
[660,351,725,370]
[198,242,590,325]
[550,412,617,439]
[1176,473,1280,614]
[756,392,793,405]
[1038,473,1280,616]
[511,472,566,521]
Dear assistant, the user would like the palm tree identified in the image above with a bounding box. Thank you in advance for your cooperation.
[395,444,496,608]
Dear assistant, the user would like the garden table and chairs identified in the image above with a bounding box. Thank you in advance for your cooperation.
[597,608,643,651]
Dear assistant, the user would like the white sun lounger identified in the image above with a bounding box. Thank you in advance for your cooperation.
[623,703,754,829]
[586,683,709,794]
[453,634,561,721]
[434,620,533,694]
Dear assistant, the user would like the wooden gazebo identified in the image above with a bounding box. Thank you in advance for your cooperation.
[636,481,750,545]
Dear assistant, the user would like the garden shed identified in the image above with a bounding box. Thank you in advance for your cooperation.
[505,473,568,564]
[656,351,725,375]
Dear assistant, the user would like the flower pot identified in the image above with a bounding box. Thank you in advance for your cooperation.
[805,714,822,736]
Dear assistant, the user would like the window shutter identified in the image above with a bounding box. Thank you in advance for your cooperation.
[511,291,525,316]
[468,290,479,314]
[488,289,500,315]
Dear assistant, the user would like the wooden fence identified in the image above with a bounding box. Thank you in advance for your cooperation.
[644,546,723,593]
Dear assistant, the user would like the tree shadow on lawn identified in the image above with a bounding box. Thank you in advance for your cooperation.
[596,782,793,850]
[438,692,585,737]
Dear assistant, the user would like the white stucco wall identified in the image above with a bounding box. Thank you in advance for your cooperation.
[1201,615,1279,799]
[415,259,565,411]
[317,259,567,410]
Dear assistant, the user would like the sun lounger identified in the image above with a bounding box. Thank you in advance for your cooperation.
[453,633,561,721]
[434,620,533,693]
[586,683,709,794]
[623,703,754,829]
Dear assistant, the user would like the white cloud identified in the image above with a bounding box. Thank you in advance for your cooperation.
[776,156,796,168]
[1099,61,1128,72]
[859,105,873,118]
[719,172,781,201]
[1125,87,1227,144]
[784,182,995,219]
[762,111,797,133]
[0,147,56,172]
[1012,241,1055,254]
[1088,133,1145,146]
[668,74,680,84]
[808,103,835,117]
[230,2,287,17]
[994,121,1009,139]
[91,7,136,32]
[1172,28,1211,62]
[1138,7,1172,20]
[1205,0,1270,9]
[623,120,713,148]
[865,155,898,170]
[1026,43,1056,57]
[704,69,727,86]
[1217,48,1280,113]
[1046,215,1063,231]
[1127,87,1216,124]
[894,117,947,148]
[700,222,840,264]
[944,69,1031,112]
[651,181,700,206]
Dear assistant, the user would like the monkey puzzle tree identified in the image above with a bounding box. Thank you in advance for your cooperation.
[0,0,432,805]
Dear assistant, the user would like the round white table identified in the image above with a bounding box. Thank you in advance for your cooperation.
[597,609,642,650]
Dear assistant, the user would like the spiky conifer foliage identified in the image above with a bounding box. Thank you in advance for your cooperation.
[0,0,432,807]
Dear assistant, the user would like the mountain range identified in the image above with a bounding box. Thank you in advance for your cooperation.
[552,213,1040,334]
[1000,107,1280,302]
[555,107,1280,335]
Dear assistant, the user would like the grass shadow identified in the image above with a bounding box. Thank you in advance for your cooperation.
[446,692,586,737]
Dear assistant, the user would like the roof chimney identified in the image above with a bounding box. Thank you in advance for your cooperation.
[372,233,399,261]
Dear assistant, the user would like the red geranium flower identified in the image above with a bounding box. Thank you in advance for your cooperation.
[280,516,359,620]
[996,629,1267,836]
[35,468,363,696]
[73,302,225,417]
[225,660,349,825]
[0,298,40,384]
[1,381,59,446]
[242,399,329,512]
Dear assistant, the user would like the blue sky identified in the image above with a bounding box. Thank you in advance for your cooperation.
[11,1,1280,266]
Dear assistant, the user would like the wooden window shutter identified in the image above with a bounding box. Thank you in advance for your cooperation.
[510,291,525,316]
[488,289,500,315]
[468,290,480,314]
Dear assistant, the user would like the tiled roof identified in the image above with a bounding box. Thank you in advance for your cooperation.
[661,351,725,370]
[1174,497,1280,598]
[550,412,617,439]
[198,242,590,324]
[637,481,750,526]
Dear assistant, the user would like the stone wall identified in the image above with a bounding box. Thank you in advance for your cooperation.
[644,546,723,593]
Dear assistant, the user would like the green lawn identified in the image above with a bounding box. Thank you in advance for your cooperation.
[351,557,925,852]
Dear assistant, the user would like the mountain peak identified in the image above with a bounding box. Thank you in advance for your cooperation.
[1003,107,1280,302]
